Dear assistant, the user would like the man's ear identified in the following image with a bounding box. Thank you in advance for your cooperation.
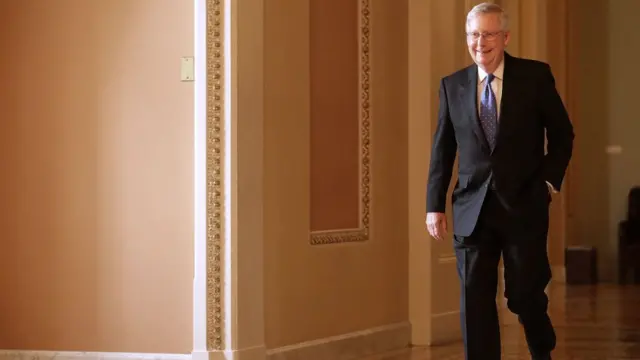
[503,31,511,47]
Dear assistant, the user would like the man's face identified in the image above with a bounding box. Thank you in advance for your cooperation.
[466,13,509,70]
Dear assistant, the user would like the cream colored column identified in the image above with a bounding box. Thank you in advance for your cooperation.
[408,0,434,346]
[408,0,468,346]
[193,0,265,360]
[520,0,548,61]
[544,0,570,282]
[564,0,580,248]
[499,0,549,60]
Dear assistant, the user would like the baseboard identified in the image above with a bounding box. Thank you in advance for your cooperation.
[0,349,266,360]
[0,351,190,360]
[1,325,410,360]
[266,322,411,360]
[429,311,461,345]
[192,346,266,360]
[0,323,410,360]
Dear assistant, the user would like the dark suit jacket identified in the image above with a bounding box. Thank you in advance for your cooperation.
[426,52,574,237]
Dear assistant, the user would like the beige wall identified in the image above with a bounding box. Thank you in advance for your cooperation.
[263,0,409,349]
[570,0,640,282]
[0,1,194,353]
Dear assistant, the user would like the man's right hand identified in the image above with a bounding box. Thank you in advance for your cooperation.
[426,212,447,241]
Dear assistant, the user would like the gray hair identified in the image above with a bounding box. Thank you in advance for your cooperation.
[466,2,509,31]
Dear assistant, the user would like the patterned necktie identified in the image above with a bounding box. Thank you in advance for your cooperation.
[479,73,498,150]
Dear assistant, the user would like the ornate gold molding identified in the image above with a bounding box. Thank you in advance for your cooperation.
[206,0,224,350]
[310,0,371,246]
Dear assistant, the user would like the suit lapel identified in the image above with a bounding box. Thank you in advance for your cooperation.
[460,65,491,154]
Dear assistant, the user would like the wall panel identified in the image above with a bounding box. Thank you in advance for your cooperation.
[309,0,371,245]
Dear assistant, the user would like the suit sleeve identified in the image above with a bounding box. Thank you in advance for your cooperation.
[426,78,457,213]
[539,64,574,191]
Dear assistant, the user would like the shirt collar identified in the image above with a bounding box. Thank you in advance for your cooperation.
[478,58,505,82]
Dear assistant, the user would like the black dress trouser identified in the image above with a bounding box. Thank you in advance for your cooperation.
[453,189,556,359]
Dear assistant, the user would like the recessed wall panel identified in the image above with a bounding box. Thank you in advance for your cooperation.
[309,0,361,234]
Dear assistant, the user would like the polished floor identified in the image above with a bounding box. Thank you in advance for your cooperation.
[363,283,640,359]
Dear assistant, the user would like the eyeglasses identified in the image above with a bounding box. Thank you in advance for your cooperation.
[466,31,502,41]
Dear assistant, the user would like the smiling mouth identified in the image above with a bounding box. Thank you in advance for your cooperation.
[477,49,492,54]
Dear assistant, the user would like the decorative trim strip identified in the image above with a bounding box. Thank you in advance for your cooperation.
[206,0,224,350]
[310,0,371,246]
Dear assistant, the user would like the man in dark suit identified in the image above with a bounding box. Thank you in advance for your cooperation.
[425,3,574,360]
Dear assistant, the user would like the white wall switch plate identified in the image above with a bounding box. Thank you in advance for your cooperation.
[606,145,622,154]
[180,56,194,82]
